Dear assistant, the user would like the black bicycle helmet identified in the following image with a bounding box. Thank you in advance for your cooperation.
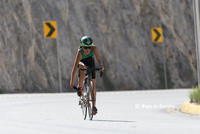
[81,36,94,47]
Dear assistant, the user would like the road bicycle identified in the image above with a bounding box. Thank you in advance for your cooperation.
[74,67,103,120]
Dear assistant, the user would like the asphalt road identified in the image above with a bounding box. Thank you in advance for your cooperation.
[0,89,199,134]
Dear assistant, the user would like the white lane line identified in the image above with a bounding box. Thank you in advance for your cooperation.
[0,89,191,98]
[0,93,76,98]
[98,89,191,95]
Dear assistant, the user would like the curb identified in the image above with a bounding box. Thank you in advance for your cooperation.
[181,101,200,115]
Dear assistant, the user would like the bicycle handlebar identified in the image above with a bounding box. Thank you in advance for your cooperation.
[79,68,100,71]
[78,67,103,77]
[100,71,103,77]
[73,86,78,91]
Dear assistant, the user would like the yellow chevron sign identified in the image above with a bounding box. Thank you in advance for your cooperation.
[151,27,163,43]
[43,21,57,38]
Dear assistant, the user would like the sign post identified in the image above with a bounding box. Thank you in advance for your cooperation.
[44,21,62,92]
[193,0,200,86]
[151,27,167,89]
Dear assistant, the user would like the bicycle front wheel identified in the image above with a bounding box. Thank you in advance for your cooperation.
[82,83,87,120]
[88,81,94,120]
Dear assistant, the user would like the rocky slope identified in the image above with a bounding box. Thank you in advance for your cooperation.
[0,0,197,92]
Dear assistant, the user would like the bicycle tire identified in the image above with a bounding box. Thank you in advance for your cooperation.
[88,81,94,120]
[82,83,87,120]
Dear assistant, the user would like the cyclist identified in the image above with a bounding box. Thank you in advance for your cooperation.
[70,36,104,115]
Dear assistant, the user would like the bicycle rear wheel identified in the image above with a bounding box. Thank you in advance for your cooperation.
[81,83,87,120]
[88,81,94,120]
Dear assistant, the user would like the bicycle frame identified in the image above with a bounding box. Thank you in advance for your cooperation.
[74,66,102,120]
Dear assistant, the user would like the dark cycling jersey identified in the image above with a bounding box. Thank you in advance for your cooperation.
[80,47,94,59]
[80,47,95,79]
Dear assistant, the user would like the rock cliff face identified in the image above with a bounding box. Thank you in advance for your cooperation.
[0,0,197,92]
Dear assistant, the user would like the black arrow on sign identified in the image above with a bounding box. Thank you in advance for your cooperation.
[153,29,161,42]
[45,22,55,37]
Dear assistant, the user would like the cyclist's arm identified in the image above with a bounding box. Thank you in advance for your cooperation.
[92,46,104,68]
[70,50,82,87]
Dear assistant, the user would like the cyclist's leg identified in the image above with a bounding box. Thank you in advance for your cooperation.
[78,62,86,88]
[92,79,96,107]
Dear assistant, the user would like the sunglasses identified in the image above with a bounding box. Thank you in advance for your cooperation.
[83,47,91,50]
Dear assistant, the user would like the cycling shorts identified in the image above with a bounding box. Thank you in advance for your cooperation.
[79,56,95,79]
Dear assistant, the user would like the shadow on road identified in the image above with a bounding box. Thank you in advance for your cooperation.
[93,119,135,123]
